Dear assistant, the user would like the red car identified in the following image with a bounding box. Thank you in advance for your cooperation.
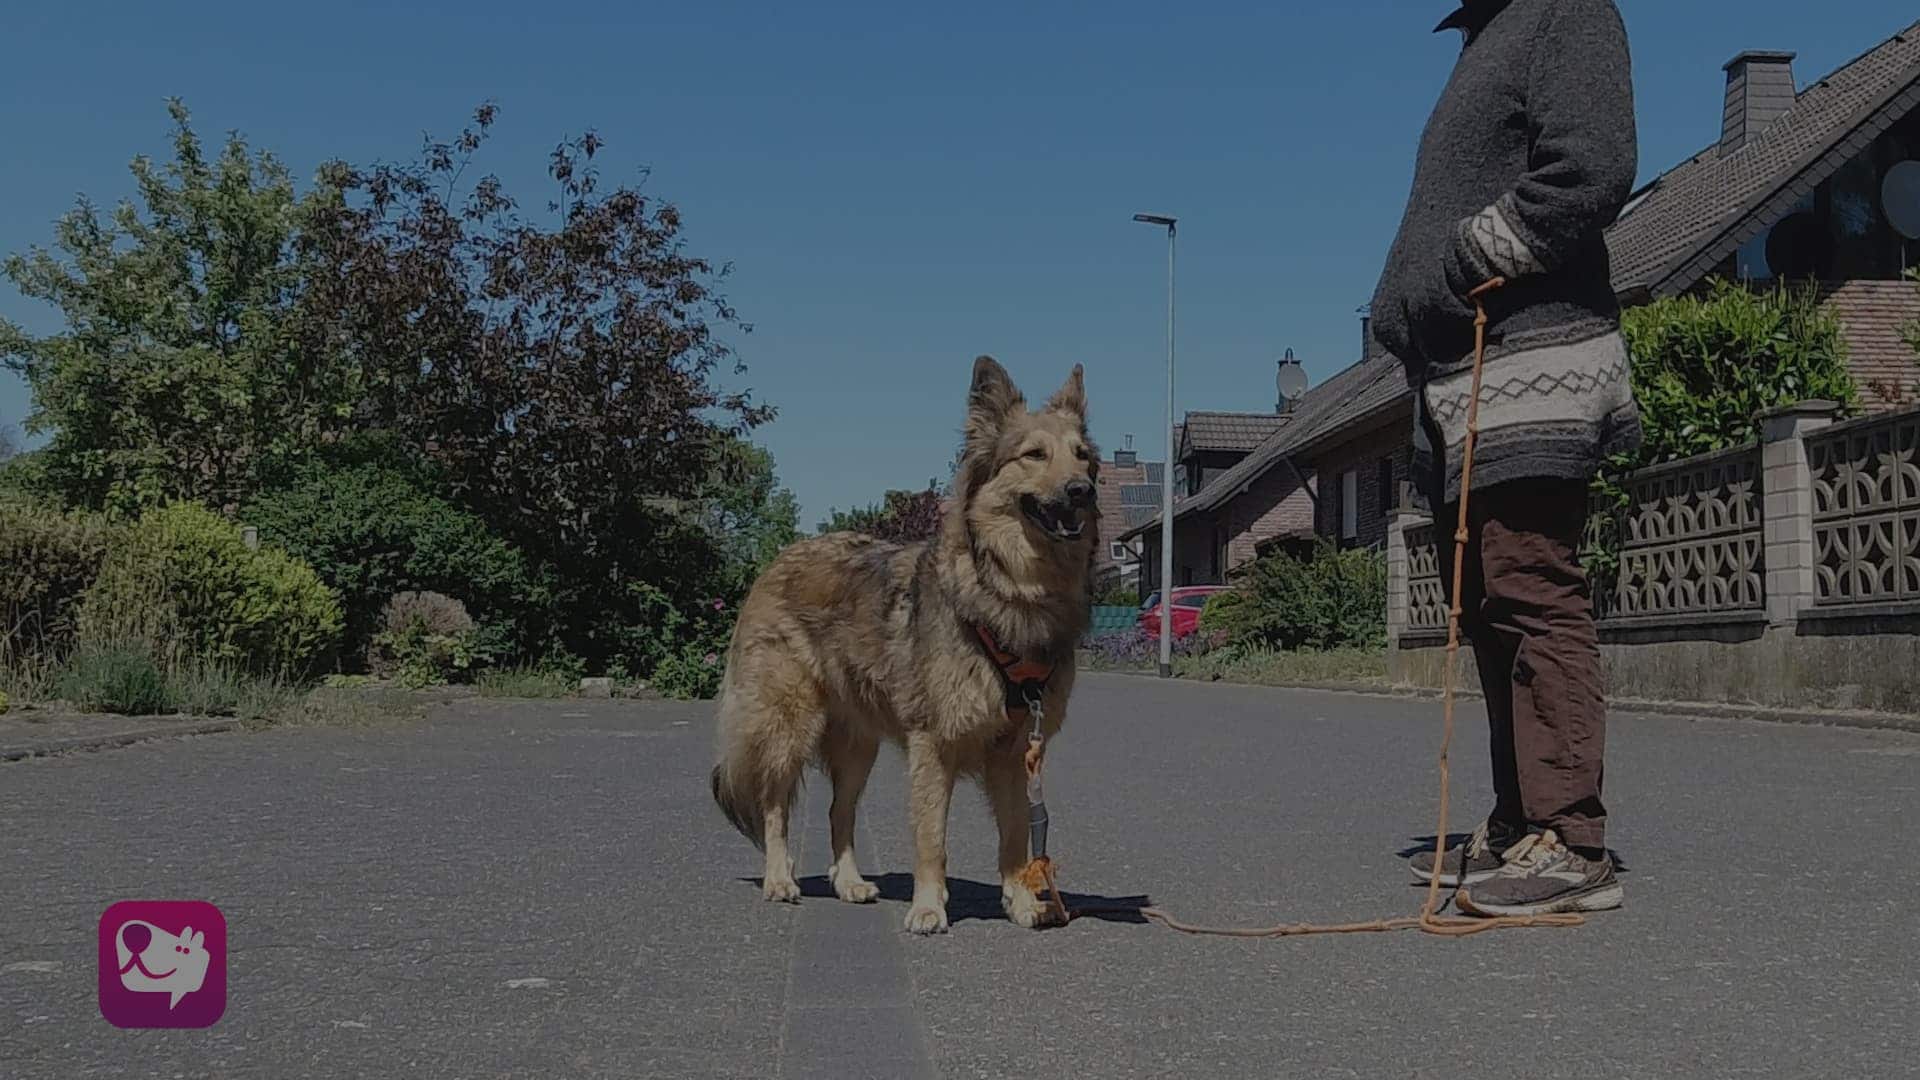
[1138,586,1227,639]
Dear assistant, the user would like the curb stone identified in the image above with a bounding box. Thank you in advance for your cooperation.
[0,718,243,762]
[1081,668,1920,736]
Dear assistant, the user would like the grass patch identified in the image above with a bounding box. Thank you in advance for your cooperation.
[476,666,575,699]
[53,644,173,715]
[251,685,431,730]
[170,662,299,721]
[0,649,58,711]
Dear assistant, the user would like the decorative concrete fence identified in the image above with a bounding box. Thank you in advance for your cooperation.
[1087,605,1141,637]
[1387,401,1920,714]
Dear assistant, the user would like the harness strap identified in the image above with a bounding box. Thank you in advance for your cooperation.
[973,625,1053,715]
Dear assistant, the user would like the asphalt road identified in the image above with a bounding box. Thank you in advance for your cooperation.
[4,674,1918,1079]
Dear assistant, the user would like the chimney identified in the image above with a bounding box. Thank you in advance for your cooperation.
[1114,433,1138,469]
[1275,348,1309,413]
[1358,304,1373,360]
[1721,51,1796,154]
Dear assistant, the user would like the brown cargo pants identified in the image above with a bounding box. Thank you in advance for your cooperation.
[1433,477,1608,851]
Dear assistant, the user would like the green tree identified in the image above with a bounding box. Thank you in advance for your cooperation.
[1,101,357,515]
[295,105,772,666]
[817,482,943,542]
[699,438,799,592]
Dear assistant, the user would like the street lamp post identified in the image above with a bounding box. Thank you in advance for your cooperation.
[1133,213,1177,678]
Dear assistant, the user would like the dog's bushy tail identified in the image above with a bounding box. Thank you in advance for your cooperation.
[710,759,765,851]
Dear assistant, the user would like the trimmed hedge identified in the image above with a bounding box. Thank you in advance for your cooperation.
[77,503,342,675]
[0,503,112,654]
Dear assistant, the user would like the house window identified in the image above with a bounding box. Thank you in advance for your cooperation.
[1109,541,1129,562]
[1377,458,1396,516]
[1340,470,1358,542]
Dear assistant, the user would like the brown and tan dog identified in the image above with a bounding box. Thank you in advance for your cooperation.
[710,356,1098,934]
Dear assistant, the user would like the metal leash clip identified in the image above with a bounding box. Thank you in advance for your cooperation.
[1022,686,1048,861]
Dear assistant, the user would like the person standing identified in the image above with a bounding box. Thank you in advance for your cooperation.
[1369,0,1639,916]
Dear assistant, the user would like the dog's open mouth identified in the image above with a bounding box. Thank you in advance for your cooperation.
[1020,495,1085,541]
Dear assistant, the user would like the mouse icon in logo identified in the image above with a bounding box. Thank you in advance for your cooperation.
[98,900,226,1028]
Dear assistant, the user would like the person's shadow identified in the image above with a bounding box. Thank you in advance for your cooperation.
[742,873,1152,925]
[1396,834,1633,879]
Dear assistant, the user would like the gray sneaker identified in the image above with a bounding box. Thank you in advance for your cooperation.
[1408,819,1522,887]
[1455,830,1623,917]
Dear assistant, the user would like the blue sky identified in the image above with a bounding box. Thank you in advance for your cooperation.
[4,1,1916,526]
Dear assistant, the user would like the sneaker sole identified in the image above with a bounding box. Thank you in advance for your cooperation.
[1455,881,1624,918]
[1409,865,1501,889]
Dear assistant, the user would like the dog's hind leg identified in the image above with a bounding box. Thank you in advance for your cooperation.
[984,746,1048,929]
[751,675,826,904]
[822,721,880,904]
[903,732,957,934]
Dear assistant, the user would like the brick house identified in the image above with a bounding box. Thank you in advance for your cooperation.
[1091,442,1164,593]
[1120,346,1411,589]
[1605,28,1920,404]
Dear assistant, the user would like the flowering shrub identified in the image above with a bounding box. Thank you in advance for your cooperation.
[632,589,735,700]
[1083,627,1214,669]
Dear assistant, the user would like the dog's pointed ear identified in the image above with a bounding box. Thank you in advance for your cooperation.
[965,356,1025,446]
[1045,364,1087,421]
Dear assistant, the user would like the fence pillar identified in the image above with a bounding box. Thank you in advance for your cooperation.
[1760,400,1839,627]
[1385,510,1414,645]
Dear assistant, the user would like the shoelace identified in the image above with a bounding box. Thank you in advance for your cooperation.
[1495,829,1566,873]
[1462,820,1492,859]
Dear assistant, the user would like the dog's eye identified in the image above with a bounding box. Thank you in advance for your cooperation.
[1023,447,1047,461]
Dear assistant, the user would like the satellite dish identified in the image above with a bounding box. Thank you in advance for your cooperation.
[1884,160,1920,240]
[1764,211,1821,280]
[1276,348,1309,410]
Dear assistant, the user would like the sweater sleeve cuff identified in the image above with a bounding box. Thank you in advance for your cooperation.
[1456,195,1548,285]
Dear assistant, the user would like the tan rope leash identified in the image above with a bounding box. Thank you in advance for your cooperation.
[1030,277,1585,939]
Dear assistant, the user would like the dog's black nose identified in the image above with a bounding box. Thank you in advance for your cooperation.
[1065,479,1095,508]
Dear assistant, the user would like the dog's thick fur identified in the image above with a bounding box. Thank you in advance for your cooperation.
[710,357,1099,934]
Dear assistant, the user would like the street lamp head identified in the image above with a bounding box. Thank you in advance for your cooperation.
[1132,213,1177,227]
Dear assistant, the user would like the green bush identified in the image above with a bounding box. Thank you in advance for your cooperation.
[0,503,112,655]
[1092,583,1140,608]
[621,584,735,700]
[1619,279,1859,464]
[54,644,173,715]
[370,590,493,688]
[77,503,343,675]
[1206,539,1388,652]
[245,460,545,667]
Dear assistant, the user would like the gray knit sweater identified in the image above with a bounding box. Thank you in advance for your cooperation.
[1370,0,1642,506]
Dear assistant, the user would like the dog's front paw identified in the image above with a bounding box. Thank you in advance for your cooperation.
[903,903,950,935]
[762,876,801,903]
[831,868,880,904]
[1002,883,1048,929]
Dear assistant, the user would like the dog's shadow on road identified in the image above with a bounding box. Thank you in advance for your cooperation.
[1396,834,1634,879]
[742,874,1153,926]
